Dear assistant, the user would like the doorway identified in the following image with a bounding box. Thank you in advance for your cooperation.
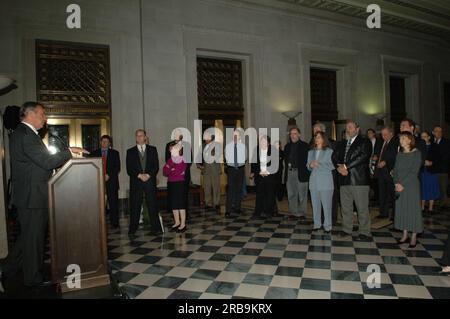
[44,118,109,154]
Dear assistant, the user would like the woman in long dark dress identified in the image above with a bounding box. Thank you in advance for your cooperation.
[394,132,423,248]
[420,131,440,213]
[250,135,277,218]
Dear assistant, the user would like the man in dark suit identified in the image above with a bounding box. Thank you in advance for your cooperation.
[374,126,398,219]
[91,135,121,229]
[126,129,161,238]
[165,130,191,213]
[367,128,383,203]
[284,127,310,220]
[335,121,372,240]
[0,102,85,289]
[432,126,450,209]
[400,119,426,163]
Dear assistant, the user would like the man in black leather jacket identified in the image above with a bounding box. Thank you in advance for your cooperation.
[335,121,372,240]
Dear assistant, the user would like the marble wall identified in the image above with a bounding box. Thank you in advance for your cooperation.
[1,0,450,197]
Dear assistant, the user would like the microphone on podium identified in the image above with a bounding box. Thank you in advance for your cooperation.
[49,134,90,156]
[49,133,69,151]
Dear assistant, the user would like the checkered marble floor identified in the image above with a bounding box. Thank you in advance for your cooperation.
[107,206,450,299]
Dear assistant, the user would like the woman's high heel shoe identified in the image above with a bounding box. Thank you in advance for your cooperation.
[176,226,187,233]
[170,225,180,232]
[408,240,418,249]
[397,237,409,244]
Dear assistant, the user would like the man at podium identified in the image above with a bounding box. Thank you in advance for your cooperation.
[0,101,86,290]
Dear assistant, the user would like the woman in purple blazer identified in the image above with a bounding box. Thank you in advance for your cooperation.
[163,141,188,233]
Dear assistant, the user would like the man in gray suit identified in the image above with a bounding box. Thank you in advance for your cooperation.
[0,102,85,290]
[197,132,222,212]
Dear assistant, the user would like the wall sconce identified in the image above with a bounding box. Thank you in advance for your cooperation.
[282,111,302,134]
[0,75,17,96]
[373,113,387,131]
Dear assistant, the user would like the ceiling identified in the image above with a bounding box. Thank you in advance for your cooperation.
[236,0,450,46]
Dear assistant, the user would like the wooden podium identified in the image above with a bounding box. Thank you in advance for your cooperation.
[48,158,110,293]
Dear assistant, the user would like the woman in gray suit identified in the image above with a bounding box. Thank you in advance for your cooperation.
[307,132,335,233]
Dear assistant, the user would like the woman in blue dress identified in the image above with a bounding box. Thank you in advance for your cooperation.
[420,131,440,214]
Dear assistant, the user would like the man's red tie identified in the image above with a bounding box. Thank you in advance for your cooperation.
[102,151,107,177]
[379,141,388,162]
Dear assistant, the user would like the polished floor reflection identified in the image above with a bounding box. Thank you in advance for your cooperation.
[108,204,450,299]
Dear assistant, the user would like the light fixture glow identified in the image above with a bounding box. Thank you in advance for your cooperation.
[48,145,57,155]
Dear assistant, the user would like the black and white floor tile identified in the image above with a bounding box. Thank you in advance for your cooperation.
[107,205,450,299]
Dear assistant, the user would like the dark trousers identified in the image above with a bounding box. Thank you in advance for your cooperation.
[378,175,395,218]
[3,208,48,286]
[273,175,283,213]
[226,166,245,213]
[370,177,379,201]
[129,184,159,234]
[106,182,119,227]
[275,175,284,201]
[441,231,450,266]
[255,175,277,216]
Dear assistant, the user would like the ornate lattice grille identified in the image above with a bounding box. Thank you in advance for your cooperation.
[197,57,244,128]
[36,39,110,115]
[310,68,338,123]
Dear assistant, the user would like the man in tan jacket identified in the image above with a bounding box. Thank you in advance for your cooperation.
[198,132,222,212]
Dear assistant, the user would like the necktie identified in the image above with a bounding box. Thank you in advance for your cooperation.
[344,139,352,160]
[234,143,238,168]
[379,141,388,161]
[139,145,144,157]
[101,150,107,177]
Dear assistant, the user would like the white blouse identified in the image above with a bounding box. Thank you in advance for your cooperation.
[260,148,269,174]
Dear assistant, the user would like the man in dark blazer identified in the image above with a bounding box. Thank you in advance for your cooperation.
[284,127,310,220]
[374,126,398,219]
[367,128,383,203]
[432,126,450,209]
[367,128,383,174]
[91,135,121,229]
[126,129,161,238]
[0,102,85,289]
[335,121,372,240]
[400,119,426,163]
